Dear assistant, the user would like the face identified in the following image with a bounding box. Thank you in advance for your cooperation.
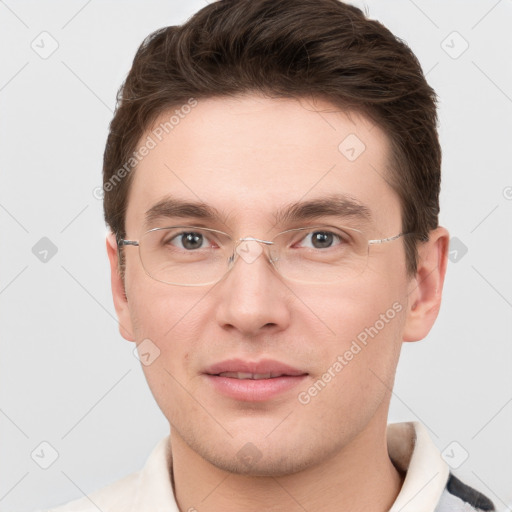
[108,94,437,476]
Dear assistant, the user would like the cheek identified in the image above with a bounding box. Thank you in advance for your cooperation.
[126,279,208,380]
[304,277,406,381]
[126,271,200,338]
[127,287,209,422]
[308,273,404,337]
[294,283,405,431]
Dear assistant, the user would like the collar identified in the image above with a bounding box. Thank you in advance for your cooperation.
[388,421,450,511]
[128,421,449,512]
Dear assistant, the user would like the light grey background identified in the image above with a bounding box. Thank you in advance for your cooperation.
[1,1,511,511]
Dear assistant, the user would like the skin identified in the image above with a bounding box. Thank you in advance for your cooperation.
[106,94,449,512]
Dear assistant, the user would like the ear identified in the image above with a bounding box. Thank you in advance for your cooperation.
[402,226,449,342]
[106,231,135,342]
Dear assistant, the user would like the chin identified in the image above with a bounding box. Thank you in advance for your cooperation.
[207,445,323,477]
[181,424,335,477]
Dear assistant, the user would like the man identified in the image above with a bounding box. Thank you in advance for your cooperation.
[48,0,495,510]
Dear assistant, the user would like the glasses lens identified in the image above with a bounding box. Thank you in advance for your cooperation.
[270,226,369,284]
[137,225,370,286]
[139,227,232,285]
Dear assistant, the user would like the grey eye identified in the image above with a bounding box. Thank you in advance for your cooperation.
[170,232,207,250]
[299,231,342,249]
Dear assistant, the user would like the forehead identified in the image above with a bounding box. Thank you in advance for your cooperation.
[125,94,401,235]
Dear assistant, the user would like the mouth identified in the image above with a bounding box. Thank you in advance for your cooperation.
[203,359,308,401]
[216,371,299,379]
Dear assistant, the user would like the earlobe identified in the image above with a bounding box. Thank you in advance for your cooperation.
[106,231,136,342]
[402,227,449,342]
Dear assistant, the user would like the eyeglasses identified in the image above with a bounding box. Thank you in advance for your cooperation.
[117,225,410,286]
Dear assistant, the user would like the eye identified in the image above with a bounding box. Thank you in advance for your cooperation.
[167,231,212,251]
[296,230,345,250]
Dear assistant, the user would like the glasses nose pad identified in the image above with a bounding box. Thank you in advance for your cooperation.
[268,244,280,263]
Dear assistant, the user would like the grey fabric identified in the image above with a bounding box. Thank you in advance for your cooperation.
[434,474,495,512]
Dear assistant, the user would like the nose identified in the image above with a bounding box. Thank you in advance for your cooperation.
[214,239,291,337]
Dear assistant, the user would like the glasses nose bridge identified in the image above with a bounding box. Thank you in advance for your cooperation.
[228,235,277,267]
[236,236,275,254]
[237,235,274,246]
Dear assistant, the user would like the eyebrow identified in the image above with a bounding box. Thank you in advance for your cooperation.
[143,193,373,231]
[275,193,372,226]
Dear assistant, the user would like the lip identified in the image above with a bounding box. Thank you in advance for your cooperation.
[204,358,306,377]
[203,358,308,402]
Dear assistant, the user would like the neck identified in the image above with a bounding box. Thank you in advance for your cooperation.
[170,417,405,512]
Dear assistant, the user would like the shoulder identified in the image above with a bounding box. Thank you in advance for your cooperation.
[43,471,140,512]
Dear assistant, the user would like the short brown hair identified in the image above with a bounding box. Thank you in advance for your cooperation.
[103,0,441,277]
